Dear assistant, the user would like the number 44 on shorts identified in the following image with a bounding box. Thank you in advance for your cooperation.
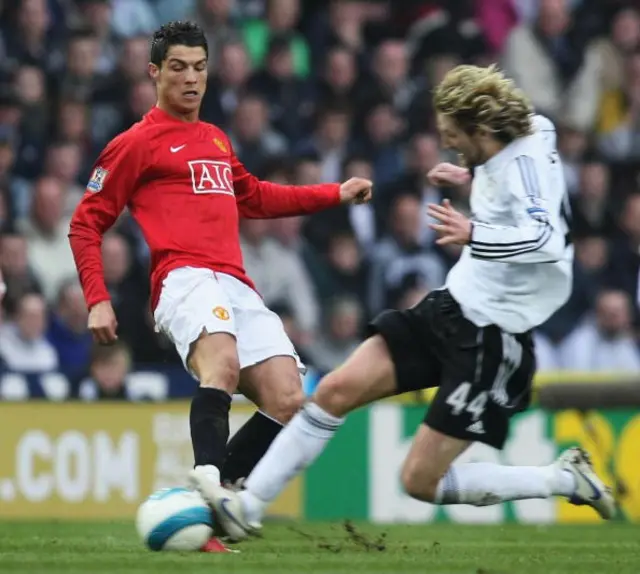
[445,382,487,421]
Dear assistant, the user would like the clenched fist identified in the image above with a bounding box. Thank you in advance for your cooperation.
[427,162,471,187]
[339,177,373,205]
[88,300,118,344]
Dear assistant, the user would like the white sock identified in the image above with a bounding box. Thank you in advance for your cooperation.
[240,402,344,521]
[435,463,577,505]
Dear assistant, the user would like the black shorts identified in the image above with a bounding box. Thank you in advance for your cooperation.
[367,289,535,449]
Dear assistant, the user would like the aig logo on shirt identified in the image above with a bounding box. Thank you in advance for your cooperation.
[188,160,234,196]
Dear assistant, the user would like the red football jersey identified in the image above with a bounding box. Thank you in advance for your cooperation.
[69,106,341,310]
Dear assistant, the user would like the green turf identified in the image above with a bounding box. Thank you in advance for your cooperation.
[0,521,638,574]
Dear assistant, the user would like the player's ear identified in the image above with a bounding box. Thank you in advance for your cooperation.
[148,62,160,81]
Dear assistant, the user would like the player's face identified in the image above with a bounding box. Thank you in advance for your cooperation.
[150,45,208,116]
[436,113,483,166]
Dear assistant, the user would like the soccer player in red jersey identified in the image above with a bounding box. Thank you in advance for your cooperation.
[69,21,372,522]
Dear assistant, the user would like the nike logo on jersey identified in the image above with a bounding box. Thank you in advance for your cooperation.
[170,145,187,153]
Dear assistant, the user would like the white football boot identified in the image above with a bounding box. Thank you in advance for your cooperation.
[556,447,616,519]
[189,467,259,542]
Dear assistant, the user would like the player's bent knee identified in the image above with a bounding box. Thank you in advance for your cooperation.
[314,373,356,418]
[189,333,240,393]
[262,380,304,424]
[400,459,440,503]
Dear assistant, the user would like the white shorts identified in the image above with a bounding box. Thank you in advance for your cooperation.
[154,267,304,378]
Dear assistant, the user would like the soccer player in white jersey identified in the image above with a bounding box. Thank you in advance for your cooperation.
[199,65,615,541]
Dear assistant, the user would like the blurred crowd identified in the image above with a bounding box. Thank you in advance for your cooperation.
[1,0,640,400]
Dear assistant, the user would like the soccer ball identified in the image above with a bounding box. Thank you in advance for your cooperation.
[136,487,214,551]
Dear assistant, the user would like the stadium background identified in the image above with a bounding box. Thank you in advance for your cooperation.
[0,0,639,524]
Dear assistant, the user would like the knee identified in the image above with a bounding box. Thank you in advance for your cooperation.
[400,458,440,503]
[314,372,355,418]
[192,340,240,392]
[262,377,305,424]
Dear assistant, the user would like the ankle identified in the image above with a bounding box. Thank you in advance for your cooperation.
[195,464,221,485]
[239,489,267,523]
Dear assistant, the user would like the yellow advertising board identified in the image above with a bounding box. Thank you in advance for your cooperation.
[0,402,301,519]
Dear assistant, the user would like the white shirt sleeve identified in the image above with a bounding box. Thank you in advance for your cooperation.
[469,155,566,264]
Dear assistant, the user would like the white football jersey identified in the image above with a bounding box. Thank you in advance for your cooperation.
[446,115,573,333]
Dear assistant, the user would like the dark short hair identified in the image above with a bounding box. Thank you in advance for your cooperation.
[150,21,208,67]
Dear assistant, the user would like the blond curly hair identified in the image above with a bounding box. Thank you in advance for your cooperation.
[433,64,533,142]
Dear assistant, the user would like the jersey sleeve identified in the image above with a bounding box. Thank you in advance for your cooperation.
[231,147,341,218]
[68,131,148,308]
[469,155,566,264]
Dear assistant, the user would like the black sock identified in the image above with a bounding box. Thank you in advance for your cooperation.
[221,411,283,484]
[190,387,232,469]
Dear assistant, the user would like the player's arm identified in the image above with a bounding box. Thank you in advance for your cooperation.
[68,133,148,310]
[469,156,566,264]
[231,148,371,217]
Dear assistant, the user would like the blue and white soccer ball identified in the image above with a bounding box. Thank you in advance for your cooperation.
[136,487,214,551]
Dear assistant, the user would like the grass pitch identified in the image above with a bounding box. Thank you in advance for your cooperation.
[0,520,638,574]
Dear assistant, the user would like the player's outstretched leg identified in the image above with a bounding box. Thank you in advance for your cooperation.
[400,425,615,519]
[207,335,398,541]
[187,333,239,504]
[220,356,305,487]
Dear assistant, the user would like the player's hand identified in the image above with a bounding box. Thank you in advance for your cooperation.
[339,177,373,205]
[427,199,472,246]
[88,300,118,344]
[427,162,471,187]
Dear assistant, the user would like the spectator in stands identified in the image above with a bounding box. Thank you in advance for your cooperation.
[306,296,362,374]
[126,79,156,120]
[381,132,443,246]
[242,0,310,77]
[47,279,91,378]
[228,93,287,173]
[302,154,377,252]
[101,232,151,363]
[1,0,639,389]
[557,125,589,194]
[597,51,640,160]
[0,127,22,221]
[74,0,118,75]
[0,233,42,314]
[201,40,251,126]
[77,341,132,400]
[248,34,314,143]
[538,235,610,350]
[368,193,446,314]
[240,218,320,340]
[269,301,312,366]
[361,100,404,186]
[42,140,85,217]
[0,186,14,231]
[317,45,359,106]
[311,231,370,310]
[608,193,640,315]
[12,64,48,176]
[92,35,151,145]
[296,103,353,183]
[0,291,58,372]
[20,176,76,302]
[4,0,62,74]
[0,93,23,132]
[109,0,157,39]
[56,28,100,103]
[571,158,616,237]
[557,289,640,371]
[192,0,239,65]
[501,0,602,130]
[596,6,640,92]
[362,39,421,116]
